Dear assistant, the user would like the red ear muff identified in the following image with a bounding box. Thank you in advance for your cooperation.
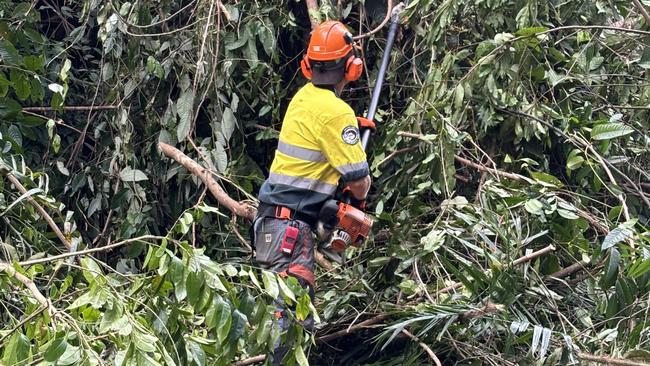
[300,55,312,80]
[344,55,363,81]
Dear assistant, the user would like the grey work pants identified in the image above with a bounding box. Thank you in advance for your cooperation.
[253,217,316,365]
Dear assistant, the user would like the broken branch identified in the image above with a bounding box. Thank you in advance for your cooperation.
[578,352,650,366]
[159,142,257,221]
[4,172,71,249]
[401,328,442,366]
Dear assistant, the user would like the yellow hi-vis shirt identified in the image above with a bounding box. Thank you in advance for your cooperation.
[258,83,369,219]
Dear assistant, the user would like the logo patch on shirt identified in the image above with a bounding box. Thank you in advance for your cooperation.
[341,126,360,145]
[265,234,272,243]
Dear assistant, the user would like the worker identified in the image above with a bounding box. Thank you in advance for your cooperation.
[253,20,374,365]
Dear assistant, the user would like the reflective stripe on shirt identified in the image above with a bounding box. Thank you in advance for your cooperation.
[267,172,337,195]
[277,140,327,162]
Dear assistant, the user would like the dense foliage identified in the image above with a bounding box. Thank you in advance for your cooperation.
[1,0,649,365]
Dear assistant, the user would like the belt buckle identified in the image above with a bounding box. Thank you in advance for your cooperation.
[275,206,292,220]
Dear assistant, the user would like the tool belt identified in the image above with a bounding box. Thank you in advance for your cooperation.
[256,203,317,228]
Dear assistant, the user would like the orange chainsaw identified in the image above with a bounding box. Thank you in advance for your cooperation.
[317,6,403,253]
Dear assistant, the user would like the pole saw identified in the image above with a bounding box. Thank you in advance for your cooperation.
[319,4,405,253]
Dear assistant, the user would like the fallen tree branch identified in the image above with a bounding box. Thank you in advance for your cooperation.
[547,258,590,280]
[578,352,650,366]
[232,355,266,366]
[4,172,71,249]
[159,142,256,221]
[401,328,442,366]
[511,245,556,266]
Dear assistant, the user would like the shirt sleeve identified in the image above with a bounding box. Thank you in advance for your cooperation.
[318,112,369,182]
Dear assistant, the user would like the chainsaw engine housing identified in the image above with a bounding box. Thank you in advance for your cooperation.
[318,199,373,252]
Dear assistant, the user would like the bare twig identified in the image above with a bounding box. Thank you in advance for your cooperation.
[511,245,556,266]
[377,146,418,167]
[401,328,442,366]
[578,352,650,366]
[318,313,390,343]
[4,173,71,249]
[159,142,257,221]
[454,155,527,182]
[353,0,394,41]
[459,302,505,321]
[19,235,164,266]
[632,0,650,26]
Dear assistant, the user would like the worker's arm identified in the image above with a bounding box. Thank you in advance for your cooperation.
[319,112,370,197]
[347,175,371,200]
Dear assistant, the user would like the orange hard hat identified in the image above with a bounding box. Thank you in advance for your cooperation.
[306,21,355,61]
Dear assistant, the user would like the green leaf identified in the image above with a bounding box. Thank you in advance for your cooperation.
[222,107,236,141]
[0,40,23,65]
[600,248,620,290]
[60,59,72,82]
[2,332,30,365]
[421,229,445,252]
[566,155,584,171]
[186,270,205,305]
[10,69,31,101]
[261,270,279,299]
[296,293,311,321]
[176,89,195,141]
[133,330,158,353]
[44,338,68,362]
[453,84,464,108]
[212,143,228,173]
[57,345,82,366]
[80,257,103,282]
[215,297,232,343]
[186,341,206,366]
[24,55,44,72]
[525,199,544,215]
[277,276,296,303]
[119,166,148,182]
[530,172,563,187]
[591,123,634,140]
[295,344,309,366]
[228,309,247,343]
[602,220,637,250]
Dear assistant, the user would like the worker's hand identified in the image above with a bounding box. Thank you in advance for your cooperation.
[346,175,371,201]
[356,117,376,130]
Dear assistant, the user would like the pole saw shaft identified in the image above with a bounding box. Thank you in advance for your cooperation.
[360,3,404,150]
